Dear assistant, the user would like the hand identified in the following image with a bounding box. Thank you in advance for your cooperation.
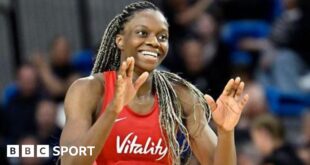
[238,38,262,51]
[204,77,249,132]
[31,53,48,69]
[111,57,149,114]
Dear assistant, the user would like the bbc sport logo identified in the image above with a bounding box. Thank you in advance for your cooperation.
[7,145,95,157]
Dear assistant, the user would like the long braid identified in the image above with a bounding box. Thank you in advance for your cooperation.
[91,15,122,73]
[153,70,211,164]
[91,1,211,164]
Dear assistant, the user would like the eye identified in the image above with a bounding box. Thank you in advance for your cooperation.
[158,34,168,42]
[136,30,148,37]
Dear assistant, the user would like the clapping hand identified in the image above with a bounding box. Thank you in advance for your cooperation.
[111,57,149,114]
[205,77,249,132]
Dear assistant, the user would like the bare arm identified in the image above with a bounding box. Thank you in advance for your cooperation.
[60,76,119,164]
[214,128,236,165]
[175,85,217,164]
[185,103,236,165]
[176,77,249,165]
[32,54,78,97]
[38,65,78,96]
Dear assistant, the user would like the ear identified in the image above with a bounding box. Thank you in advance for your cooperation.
[115,34,124,50]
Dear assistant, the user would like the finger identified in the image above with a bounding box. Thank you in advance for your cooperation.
[115,75,124,100]
[134,72,149,90]
[233,77,241,96]
[204,94,217,112]
[222,79,234,96]
[127,57,134,78]
[239,94,249,110]
[119,61,127,78]
[234,81,244,101]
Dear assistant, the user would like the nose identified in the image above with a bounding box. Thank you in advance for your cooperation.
[145,35,160,48]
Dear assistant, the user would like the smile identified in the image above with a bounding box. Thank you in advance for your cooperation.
[140,51,158,58]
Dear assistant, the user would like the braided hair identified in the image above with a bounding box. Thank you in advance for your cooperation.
[92,1,211,164]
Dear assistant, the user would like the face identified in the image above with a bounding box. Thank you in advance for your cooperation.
[195,14,216,40]
[17,65,38,96]
[251,128,274,156]
[116,9,169,73]
[19,136,40,165]
[51,37,71,65]
[181,39,205,73]
[36,100,57,130]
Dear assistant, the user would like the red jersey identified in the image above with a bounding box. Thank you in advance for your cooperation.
[94,71,171,165]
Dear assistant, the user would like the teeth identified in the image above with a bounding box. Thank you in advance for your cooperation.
[141,51,158,57]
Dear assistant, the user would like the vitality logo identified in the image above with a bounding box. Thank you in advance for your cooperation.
[116,132,168,160]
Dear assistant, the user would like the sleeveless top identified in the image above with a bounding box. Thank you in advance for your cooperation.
[94,71,171,165]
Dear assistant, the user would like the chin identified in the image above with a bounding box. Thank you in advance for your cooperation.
[136,63,158,73]
[142,66,157,72]
[135,62,159,72]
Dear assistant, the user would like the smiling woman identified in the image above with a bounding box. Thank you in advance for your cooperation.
[115,9,169,72]
[60,1,249,165]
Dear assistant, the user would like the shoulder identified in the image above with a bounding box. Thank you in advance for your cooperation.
[171,82,201,116]
[172,82,192,99]
[67,73,104,97]
[155,70,208,116]
[64,73,105,115]
[156,70,195,101]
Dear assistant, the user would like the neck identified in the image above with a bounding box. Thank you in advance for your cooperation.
[202,36,211,44]
[38,126,54,139]
[273,139,284,149]
[133,69,153,98]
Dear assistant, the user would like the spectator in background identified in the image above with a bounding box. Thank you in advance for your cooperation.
[35,99,61,165]
[35,99,61,145]
[18,135,41,165]
[269,0,301,48]
[237,142,259,165]
[161,0,213,71]
[290,0,310,92]
[192,12,231,98]
[4,63,42,143]
[32,36,80,103]
[179,37,210,93]
[237,0,301,55]
[231,60,267,121]
[178,33,229,98]
[251,114,304,165]
[238,0,310,93]
[227,54,267,144]
[162,0,213,40]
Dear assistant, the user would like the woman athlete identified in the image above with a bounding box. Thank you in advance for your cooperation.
[60,1,249,165]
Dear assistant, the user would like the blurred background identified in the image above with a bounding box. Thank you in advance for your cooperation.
[0,0,309,164]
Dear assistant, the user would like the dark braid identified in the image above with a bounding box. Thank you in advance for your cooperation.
[91,1,211,164]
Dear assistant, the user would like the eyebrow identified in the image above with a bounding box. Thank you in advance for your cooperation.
[133,24,168,33]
